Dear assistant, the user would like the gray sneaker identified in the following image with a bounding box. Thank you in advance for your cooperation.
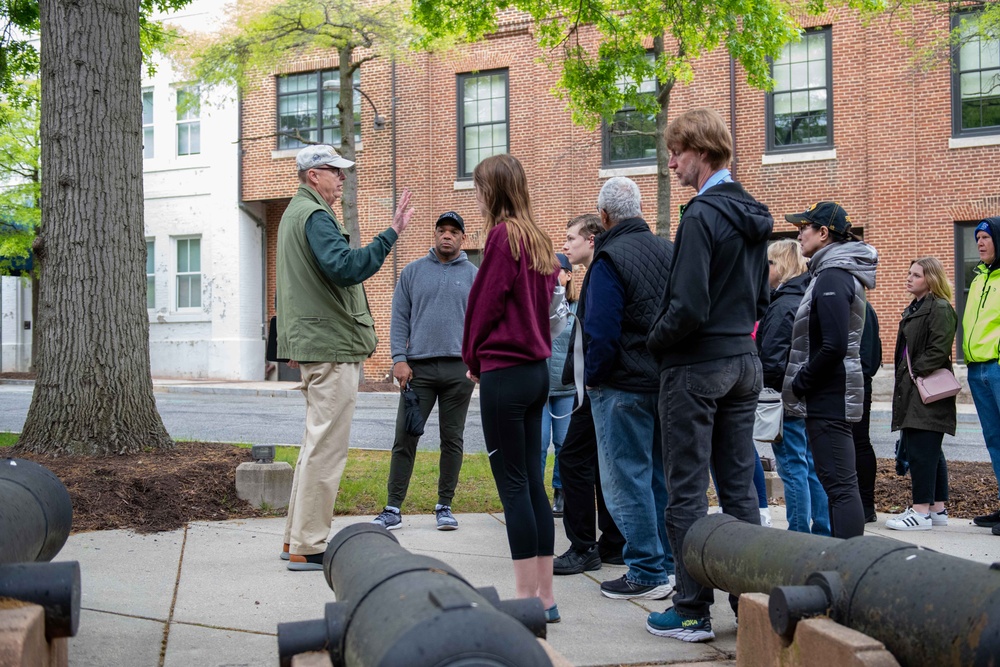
[372,507,402,530]
[435,504,458,531]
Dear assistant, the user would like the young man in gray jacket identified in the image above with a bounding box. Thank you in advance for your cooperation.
[372,212,478,530]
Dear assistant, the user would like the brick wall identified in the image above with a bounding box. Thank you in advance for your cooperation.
[245,6,1000,378]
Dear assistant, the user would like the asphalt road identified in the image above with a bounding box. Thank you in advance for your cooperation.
[0,383,990,463]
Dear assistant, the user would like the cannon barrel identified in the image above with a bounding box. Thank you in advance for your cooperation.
[0,458,73,564]
[0,561,81,638]
[683,513,1000,666]
[277,523,552,667]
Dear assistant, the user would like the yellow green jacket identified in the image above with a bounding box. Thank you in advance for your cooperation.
[962,263,1000,363]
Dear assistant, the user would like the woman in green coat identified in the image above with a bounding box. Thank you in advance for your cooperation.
[887,257,958,531]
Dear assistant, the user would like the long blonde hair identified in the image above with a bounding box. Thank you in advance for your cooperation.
[473,154,556,275]
[911,256,953,302]
[768,239,808,284]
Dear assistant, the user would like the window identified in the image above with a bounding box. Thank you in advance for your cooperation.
[457,70,508,178]
[767,28,833,151]
[603,57,657,166]
[175,238,201,309]
[146,240,155,309]
[142,88,154,159]
[952,13,1000,136]
[955,222,982,360]
[176,87,200,156]
[276,69,361,150]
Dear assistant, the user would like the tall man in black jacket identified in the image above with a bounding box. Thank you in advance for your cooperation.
[646,108,773,643]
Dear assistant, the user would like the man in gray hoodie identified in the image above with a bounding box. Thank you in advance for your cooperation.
[372,212,478,531]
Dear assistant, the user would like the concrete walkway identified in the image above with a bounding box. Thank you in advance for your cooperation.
[56,506,999,667]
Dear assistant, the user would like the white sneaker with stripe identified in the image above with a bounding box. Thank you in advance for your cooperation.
[885,507,932,531]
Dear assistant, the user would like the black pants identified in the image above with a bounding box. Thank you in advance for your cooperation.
[901,427,948,505]
[387,358,475,508]
[480,361,554,560]
[557,395,625,556]
[806,418,865,538]
[852,386,877,514]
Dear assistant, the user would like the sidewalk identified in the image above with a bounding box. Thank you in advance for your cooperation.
[55,506,998,667]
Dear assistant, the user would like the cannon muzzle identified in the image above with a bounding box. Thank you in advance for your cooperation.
[277,523,552,667]
[684,513,1000,667]
[0,561,81,638]
[0,458,73,564]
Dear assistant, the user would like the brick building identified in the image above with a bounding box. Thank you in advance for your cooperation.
[240,5,1000,382]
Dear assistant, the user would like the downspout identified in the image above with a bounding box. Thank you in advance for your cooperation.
[729,56,738,181]
[391,57,399,283]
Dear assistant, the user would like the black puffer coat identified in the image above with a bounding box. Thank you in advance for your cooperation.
[891,295,958,435]
[757,272,810,392]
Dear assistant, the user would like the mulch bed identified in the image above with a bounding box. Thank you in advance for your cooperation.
[6,441,999,534]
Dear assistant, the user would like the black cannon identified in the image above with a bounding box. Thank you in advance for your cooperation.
[0,457,73,564]
[277,523,553,667]
[684,513,1000,667]
[0,561,81,638]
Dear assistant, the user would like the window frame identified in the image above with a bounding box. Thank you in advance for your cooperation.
[601,54,659,168]
[765,26,834,153]
[142,87,154,159]
[174,236,202,310]
[175,86,201,157]
[275,68,362,151]
[145,239,155,309]
[456,69,510,180]
[951,11,1000,138]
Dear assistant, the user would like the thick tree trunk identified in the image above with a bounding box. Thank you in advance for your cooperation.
[338,44,360,250]
[654,36,673,239]
[17,0,172,455]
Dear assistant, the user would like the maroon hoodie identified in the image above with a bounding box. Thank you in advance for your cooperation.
[462,222,556,377]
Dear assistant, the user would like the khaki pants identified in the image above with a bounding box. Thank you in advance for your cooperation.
[284,361,360,555]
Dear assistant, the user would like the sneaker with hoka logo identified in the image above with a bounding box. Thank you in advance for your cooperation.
[646,608,715,643]
[435,504,458,531]
[372,507,402,530]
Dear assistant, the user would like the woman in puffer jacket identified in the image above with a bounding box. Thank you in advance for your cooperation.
[757,239,830,536]
[886,257,957,531]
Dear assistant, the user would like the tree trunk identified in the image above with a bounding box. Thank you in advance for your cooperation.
[338,44,360,249]
[654,36,674,239]
[17,0,172,456]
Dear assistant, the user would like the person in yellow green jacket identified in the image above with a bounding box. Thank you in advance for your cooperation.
[278,144,414,570]
[963,216,1000,536]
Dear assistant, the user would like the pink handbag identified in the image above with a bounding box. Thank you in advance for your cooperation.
[905,346,961,404]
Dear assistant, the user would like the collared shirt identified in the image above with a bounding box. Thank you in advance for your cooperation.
[697,168,733,196]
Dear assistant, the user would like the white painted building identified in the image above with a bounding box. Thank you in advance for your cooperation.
[0,275,31,372]
[2,0,266,379]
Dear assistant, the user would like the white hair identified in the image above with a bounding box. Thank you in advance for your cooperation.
[597,177,642,224]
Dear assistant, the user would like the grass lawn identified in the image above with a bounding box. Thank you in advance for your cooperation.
[1,433,554,516]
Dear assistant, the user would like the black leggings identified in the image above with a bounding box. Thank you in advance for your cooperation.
[901,427,948,505]
[480,360,554,560]
[806,418,865,539]
[852,386,877,513]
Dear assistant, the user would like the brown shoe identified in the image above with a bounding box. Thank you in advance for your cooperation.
[279,543,290,561]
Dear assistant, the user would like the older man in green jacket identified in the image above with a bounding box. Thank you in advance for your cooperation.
[278,145,414,570]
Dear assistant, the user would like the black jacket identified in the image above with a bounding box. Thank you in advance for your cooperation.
[757,272,810,392]
[647,182,773,368]
[585,217,673,392]
[860,301,882,390]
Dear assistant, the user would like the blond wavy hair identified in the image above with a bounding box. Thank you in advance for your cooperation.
[911,256,953,302]
[473,154,556,275]
[768,239,808,285]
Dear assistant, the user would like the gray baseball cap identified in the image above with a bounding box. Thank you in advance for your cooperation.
[295,144,355,171]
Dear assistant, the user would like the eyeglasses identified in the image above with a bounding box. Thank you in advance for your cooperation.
[313,166,344,178]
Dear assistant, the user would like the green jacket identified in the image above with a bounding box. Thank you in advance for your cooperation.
[962,263,1000,364]
[892,295,957,435]
[276,185,396,362]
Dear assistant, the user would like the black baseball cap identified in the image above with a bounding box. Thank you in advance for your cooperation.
[556,253,572,272]
[785,201,854,237]
[436,211,465,233]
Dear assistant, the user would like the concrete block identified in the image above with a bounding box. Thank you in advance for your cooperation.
[764,471,784,500]
[292,652,332,667]
[236,461,293,509]
[736,592,900,667]
[0,601,66,667]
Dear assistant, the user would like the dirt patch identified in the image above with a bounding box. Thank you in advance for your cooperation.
[6,442,1000,534]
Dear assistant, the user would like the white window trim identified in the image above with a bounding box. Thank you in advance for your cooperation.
[761,148,837,165]
[271,144,363,161]
[948,134,1000,149]
[453,180,475,190]
[145,238,156,311]
[175,86,201,157]
[142,87,154,160]
[172,236,203,312]
[598,165,658,178]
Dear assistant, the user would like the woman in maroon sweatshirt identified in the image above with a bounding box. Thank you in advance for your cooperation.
[462,154,561,622]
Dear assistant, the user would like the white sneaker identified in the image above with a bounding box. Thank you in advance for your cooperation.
[929,509,948,526]
[759,507,773,528]
[885,507,932,531]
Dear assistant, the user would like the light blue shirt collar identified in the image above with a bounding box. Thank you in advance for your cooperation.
[697,168,733,196]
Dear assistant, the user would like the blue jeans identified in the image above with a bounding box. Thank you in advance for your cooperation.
[589,386,673,586]
[772,416,831,536]
[659,353,762,619]
[541,394,574,489]
[968,361,1000,499]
